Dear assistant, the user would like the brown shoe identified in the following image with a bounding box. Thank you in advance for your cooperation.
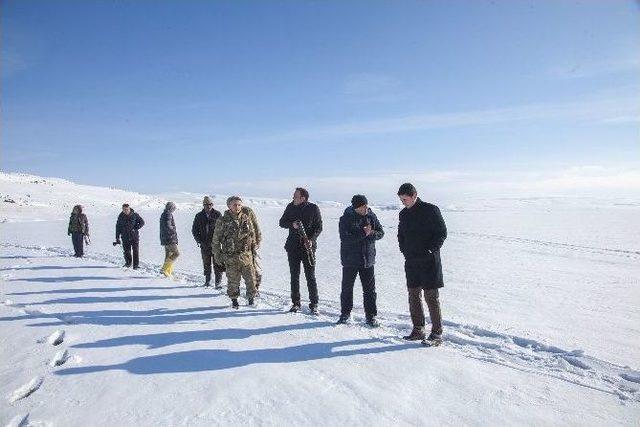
[403,327,426,341]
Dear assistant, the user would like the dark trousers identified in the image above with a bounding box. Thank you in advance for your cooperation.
[340,266,377,318]
[287,249,318,306]
[71,232,84,257]
[408,287,442,335]
[123,240,139,268]
[200,246,224,284]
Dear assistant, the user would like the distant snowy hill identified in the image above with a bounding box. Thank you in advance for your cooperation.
[0,172,348,222]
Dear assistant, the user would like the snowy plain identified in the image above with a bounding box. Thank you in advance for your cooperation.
[1,172,639,426]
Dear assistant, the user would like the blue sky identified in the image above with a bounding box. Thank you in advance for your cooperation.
[2,0,639,202]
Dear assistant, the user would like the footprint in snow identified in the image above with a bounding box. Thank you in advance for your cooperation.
[9,376,43,403]
[5,414,29,427]
[47,330,65,346]
[50,349,69,367]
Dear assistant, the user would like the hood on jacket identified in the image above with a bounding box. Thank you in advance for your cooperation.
[343,206,374,218]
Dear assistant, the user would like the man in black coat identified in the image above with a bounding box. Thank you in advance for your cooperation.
[192,196,224,288]
[279,187,323,314]
[397,183,447,344]
[115,204,145,269]
[337,195,384,327]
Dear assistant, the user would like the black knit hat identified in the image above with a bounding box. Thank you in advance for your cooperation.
[351,194,368,209]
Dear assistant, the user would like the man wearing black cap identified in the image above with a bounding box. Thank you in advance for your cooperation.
[279,187,323,314]
[337,195,384,326]
[397,183,447,345]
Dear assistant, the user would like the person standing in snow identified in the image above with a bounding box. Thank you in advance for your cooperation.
[336,195,384,327]
[397,183,447,345]
[211,196,261,309]
[114,203,145,269]
[279,187,323,314]
[68,204,89,257]
[159,201,180,278]
[192,196,224,287]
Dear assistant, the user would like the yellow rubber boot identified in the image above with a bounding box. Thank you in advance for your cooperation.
[160,261,171,277]
[165,260,175,278]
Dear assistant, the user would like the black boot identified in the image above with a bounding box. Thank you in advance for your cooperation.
[288,303,301,313]
[403,327,426,341]
[231,298,239,309]
[309,304,319,315]
[366,316,380,328]
[336,314,351,324]
[203,274,211,287]
[422,332,443,347]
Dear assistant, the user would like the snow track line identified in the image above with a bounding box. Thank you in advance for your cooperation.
[449,231,640,258]
[1,242,639,403]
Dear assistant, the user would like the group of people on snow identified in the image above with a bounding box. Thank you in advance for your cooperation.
[67,182,447,345]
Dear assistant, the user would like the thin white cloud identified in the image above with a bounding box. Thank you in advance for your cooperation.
[214,164,640,203]
[343,73,405,103]
[237,95,640,145]
[547,57,640,80]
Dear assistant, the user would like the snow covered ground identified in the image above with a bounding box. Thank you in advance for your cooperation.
[1,172,639,425]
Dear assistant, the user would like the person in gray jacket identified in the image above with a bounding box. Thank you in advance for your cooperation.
[160,201,179,277]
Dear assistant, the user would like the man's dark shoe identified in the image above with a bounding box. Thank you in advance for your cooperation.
[288,303,301,313]
[422,332,443,346]
[309,305,319,315]
[403,327,426,341]
[214,279,223,289]
[123,264,131,268]
[132,266,139,270]
[248,296,255,306]
[366,317,380,328]
[231,299,239,309]
[336,314,351,324]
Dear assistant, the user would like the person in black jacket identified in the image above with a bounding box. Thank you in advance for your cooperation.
[397,183,447,345]
[114,204,145,269]
[279,187,323,314]
[68,204,89,257]
[337,195,384,327]
[160,201,180,278]
[192,196,224,287]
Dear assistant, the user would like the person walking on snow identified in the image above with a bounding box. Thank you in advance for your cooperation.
[68,204,89,257]
[160,201,180,278]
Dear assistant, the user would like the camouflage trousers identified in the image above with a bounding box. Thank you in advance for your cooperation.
[225,258,257,299]
[163,244,180,262]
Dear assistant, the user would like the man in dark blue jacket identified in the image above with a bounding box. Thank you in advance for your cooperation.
[279,187,323,314]
[114,204,145,269]
[397,183,447,345]
[337,195,384,327]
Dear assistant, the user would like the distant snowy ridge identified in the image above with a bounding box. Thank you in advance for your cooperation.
[2,172,638,223]
[0,172,344,222]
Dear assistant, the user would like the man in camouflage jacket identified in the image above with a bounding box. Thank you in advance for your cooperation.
[212,196,262,308]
